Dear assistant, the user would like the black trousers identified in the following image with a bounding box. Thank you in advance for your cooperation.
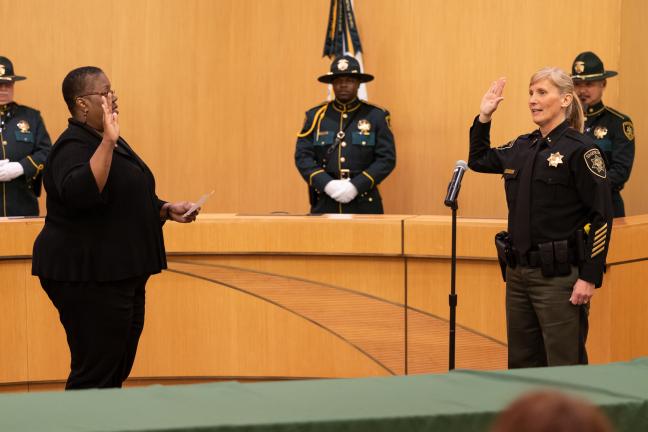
[505,265,589,368]
[40,275,149,390]
[612,191,625,218]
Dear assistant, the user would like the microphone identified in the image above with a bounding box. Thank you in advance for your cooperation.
[444,160,468,208]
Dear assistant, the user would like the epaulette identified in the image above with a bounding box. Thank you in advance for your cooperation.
[495,139,516,150]
[297,102,329,138]
[306,101,329,114]
[361,100,389,113]
[564,128,590,145]
[605,106,631,121]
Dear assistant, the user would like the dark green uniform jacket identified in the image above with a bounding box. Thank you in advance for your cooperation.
[0,102,52,216]
[469,117,613,287]
[295,98,396,214]
[583,101,634,217]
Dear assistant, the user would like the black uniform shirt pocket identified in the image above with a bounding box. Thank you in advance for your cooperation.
[14,131,35,143]
[595,138,612,153]
[535,166,572,202]
[502,170,519,207]
[314,132,334,146]
[352,132,375,147]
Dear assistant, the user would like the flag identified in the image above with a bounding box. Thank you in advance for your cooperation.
[322,0,368,101]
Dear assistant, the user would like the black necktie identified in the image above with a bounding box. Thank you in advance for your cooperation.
[512,138,543,255]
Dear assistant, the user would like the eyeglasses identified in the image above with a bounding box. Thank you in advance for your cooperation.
[77,89,116,99]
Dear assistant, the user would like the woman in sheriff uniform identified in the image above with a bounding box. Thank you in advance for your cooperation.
[468,68,613,369]
[0,56,52,216]
[294,55,396,214]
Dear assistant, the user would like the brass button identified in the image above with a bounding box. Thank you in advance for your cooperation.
[340,157,346,163]
[342,113,348,118]
[588,108,593,113]
[362,141,366,145]
[368,197,373,202]
[341,141,347,147]
[1,141,6,146]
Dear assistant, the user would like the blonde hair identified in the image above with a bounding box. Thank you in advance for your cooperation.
[530,67,584,132]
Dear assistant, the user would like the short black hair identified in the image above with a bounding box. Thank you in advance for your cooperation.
[62,66,104,112]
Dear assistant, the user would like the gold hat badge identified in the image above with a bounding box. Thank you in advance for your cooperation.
[0,65,5,76]
[574,61,585,74]
[337,59,349,71]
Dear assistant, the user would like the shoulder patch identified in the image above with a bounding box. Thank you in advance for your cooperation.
[623,121,635,141]
[496,139,515,150]
[584,148,607,178]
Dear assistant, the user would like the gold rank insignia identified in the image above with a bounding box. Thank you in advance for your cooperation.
[17,120,31,133]
[17,120,30,133]
[337,59,349,71]
[574,61,585,74]
[357,119,371,134]
[0,65,5,76]
[547,152,564,167]
[593,126,608,139]
[623,121,634,141]
[584,148,607,178]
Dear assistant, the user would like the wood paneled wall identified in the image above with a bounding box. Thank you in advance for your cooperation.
[619,0,648,216]
[1,0,643,217]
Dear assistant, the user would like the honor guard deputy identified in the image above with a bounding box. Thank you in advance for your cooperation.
[571,51,634,217]
[0,56,52,216]
[294,55,396,214]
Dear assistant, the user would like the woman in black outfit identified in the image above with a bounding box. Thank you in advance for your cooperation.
[32,67,198,389]
[468,68,613,368]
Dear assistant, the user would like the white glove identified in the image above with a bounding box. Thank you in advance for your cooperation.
[324,180,348,200]
[336,181,358,204]
[0,161,24,182]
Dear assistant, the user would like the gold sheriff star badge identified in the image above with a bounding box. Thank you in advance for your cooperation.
[547,152,564,167]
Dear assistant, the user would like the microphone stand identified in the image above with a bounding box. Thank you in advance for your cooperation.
[444,161,466,371]
[448,200,458,371]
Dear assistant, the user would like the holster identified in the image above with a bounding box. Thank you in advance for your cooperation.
[494,231,515,282]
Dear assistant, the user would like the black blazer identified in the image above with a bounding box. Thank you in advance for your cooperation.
[32,119,167,282]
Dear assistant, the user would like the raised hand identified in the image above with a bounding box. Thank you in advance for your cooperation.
[101,93,120,144]
[479,78,506,122]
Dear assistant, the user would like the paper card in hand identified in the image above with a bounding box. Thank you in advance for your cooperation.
[182,190,214,217]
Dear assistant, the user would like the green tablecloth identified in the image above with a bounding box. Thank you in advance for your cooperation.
[2,358,648,432]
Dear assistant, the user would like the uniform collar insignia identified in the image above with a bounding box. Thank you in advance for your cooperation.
[547,152,564,167]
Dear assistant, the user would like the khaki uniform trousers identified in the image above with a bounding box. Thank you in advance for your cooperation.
[506,265,589,368]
